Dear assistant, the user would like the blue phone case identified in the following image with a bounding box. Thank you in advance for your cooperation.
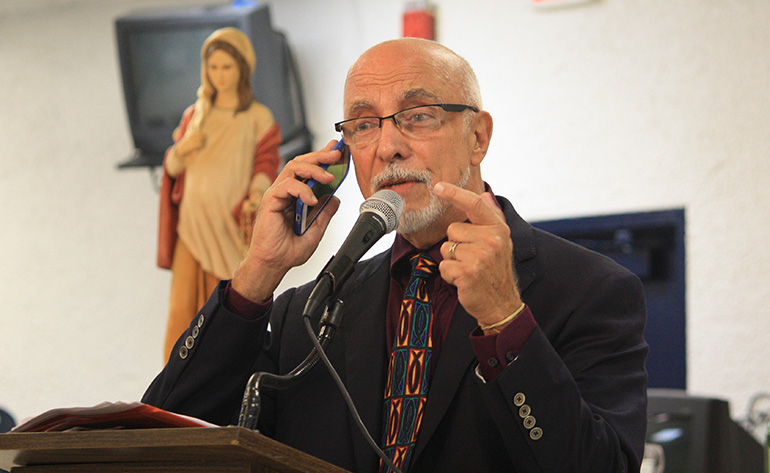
[293,139,350,235]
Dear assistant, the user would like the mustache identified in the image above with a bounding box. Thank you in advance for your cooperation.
[371,164,432,191]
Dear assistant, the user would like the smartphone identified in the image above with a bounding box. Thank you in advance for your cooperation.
[293,139,351,235]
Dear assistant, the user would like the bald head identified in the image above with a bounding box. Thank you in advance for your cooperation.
[344,38,482,114]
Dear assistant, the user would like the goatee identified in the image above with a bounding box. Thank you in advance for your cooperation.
[371,164,470,235]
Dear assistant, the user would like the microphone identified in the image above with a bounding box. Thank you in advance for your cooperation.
[303,189,403,317]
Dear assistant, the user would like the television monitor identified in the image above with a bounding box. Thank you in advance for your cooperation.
[115,1,311,168]
[645,389,763,473]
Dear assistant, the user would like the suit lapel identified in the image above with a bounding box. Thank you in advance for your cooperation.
[500,195,537,295]
[338,252,391,473]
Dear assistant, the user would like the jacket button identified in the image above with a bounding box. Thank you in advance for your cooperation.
[523,415,536,429]
[197,314,205,327]
[191,325,200,338]
[530,427,543,440]
[487,357,499,367]
[185,336,195,349]
[178,345,188,359]
[519,404,531,418]
[513,392,526,407]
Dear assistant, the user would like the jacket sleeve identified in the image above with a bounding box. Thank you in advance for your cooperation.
[479,267,648,473]
[141,281,294,429]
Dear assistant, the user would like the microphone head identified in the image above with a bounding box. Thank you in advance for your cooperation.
[359,190,403,234]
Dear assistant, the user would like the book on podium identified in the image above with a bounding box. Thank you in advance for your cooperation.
[0,402,352,473]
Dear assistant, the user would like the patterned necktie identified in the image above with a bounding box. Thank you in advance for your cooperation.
[380,252,438,473]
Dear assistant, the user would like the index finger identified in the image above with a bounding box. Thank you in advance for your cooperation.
[433,182,504,225]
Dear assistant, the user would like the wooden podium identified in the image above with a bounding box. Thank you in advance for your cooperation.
[0,426,352,473]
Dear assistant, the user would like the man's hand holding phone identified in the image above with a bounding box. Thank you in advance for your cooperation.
[231,140,348,303]
[294,139,350,235]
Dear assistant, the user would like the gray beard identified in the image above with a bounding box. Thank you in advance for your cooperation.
[371,164,471,235]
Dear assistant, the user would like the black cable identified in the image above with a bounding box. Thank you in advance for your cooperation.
[303,316,403,473]
[238,303,344,431]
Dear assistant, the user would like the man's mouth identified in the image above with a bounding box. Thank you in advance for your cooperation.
[380,178,417,188]
[378,178,426,193]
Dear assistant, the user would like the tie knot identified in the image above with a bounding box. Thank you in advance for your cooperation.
[409,252,438,278]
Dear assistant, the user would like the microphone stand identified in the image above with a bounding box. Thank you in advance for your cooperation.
[237,298,345,431]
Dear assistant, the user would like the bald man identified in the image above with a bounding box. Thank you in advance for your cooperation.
[144,38,648,473]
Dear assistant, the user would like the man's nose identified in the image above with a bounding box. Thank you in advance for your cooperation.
[376,118,407,163]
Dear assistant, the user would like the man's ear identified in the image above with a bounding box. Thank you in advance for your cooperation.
[470,111,493,166]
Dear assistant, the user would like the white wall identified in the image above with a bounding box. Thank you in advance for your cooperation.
[1,0,768,430]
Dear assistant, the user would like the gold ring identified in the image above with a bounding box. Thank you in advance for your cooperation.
[448,241,459,260]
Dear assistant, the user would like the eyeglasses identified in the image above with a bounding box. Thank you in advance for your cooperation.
[334,103,479,147]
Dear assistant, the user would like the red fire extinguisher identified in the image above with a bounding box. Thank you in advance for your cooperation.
[402,1,435,40]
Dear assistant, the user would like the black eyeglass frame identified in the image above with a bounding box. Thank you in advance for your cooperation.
[334,103,480,135]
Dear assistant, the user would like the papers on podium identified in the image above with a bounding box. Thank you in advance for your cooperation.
[11,401,216,433]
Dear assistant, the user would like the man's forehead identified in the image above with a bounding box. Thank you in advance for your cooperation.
[345,87,443,116]
[343,49,451,115]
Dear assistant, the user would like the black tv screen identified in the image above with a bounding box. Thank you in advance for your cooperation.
[645,389,763,473]
[646,412,692,472]
[115,2,310,167]
[125,25,215,155]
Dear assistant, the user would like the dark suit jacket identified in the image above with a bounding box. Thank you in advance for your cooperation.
[143,195,649,473]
